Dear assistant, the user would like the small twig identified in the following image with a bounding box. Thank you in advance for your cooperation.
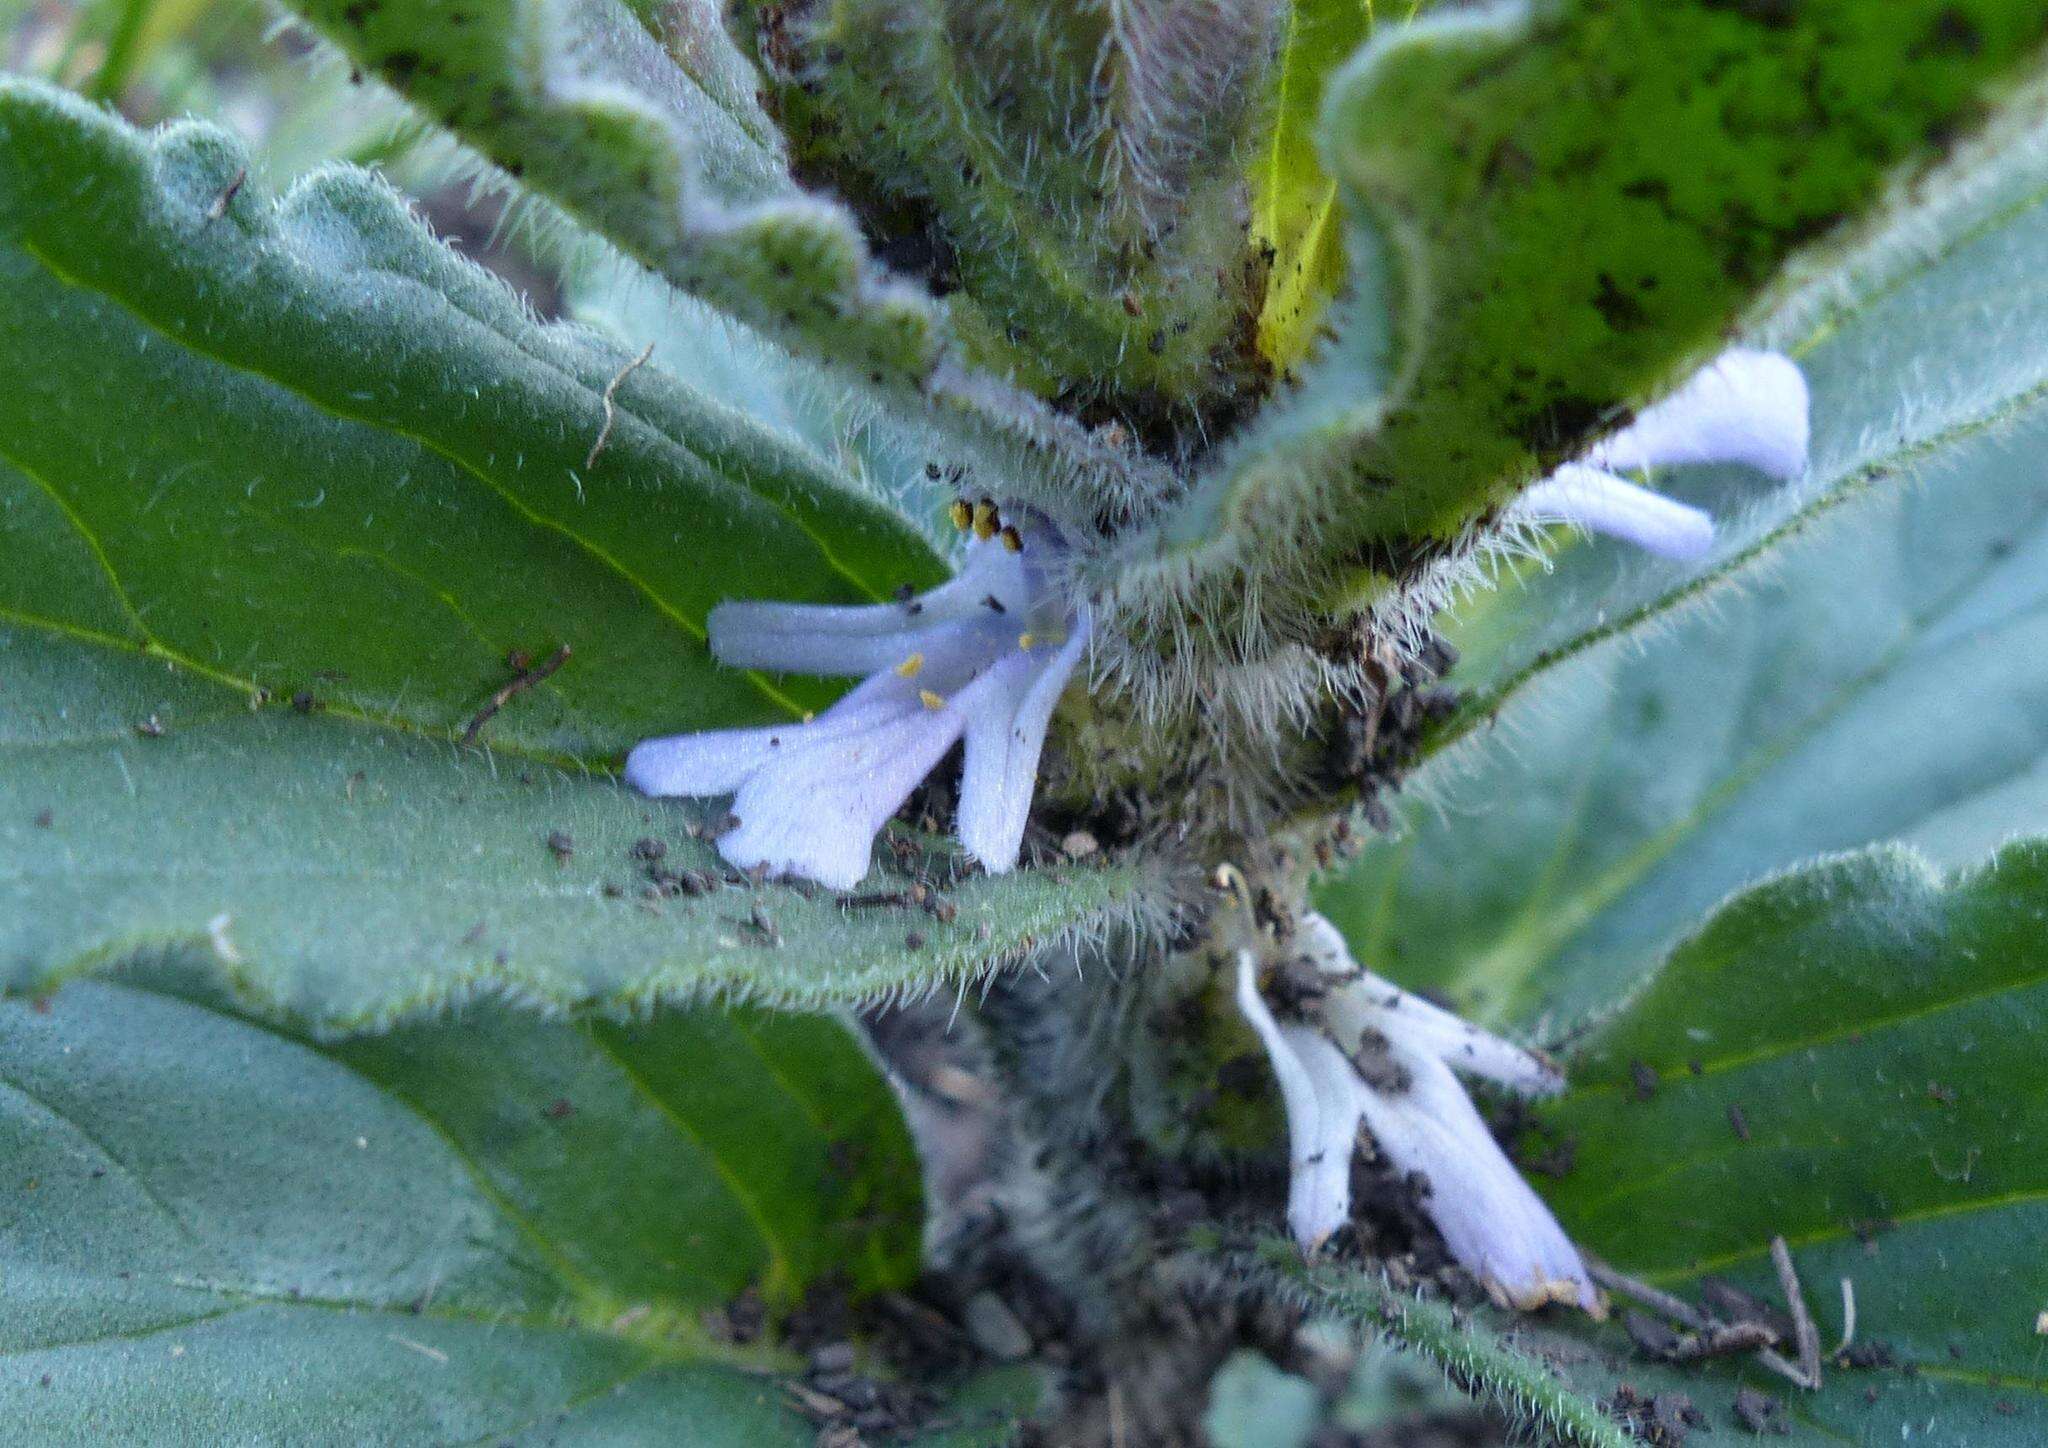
[836,890,914,912]
[1588,1257,1713,1332]
[1753,1346,1819,1391]
[1770,1236,1824,1390]
[206,167,246,221]
[1667,1321,1781,1362]
[584,342,655,471]
[461,643,571,746]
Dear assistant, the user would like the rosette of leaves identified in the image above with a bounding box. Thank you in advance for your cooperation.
[4,0,2048,1441]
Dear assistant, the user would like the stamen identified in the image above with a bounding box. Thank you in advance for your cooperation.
[919,689,945,711]
[972,499,1000,540]
[999,524,1023,552]
[894,652,925,678]
[948,499,973,531]
[1018,632,1036,651]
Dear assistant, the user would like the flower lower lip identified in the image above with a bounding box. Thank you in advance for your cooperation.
[625,524,1088,888]
[1237,915,1603,1316]
[1508,348,1809,561]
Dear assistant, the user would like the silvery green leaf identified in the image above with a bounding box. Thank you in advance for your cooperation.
[0,987,909,1441]
[0,979,1040,1442]
[280,0,944,381]
[0,81,1137,1029]
[744,0,1276,417]
[1315,107,2048,1027]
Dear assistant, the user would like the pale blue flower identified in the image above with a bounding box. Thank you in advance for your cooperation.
[1511,348,1809,559]
[627,518,1089,889]
[1237,915,1602,1314]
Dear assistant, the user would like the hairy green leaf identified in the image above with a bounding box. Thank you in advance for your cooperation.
[1130,0,2048,650]
[1248,0,1375,374]
[0,980,961,1442]
[1450,102,2048,709]
[751,0,1275,419]
[567,254,959,551]
[0,79,941,757]
[1315,106,2048,1026]
[1528,842,2048,1443]
[1289,1261,1633,1448]
[282,0,944,382]
[0,630,1136,1029]
[0,82,1137,1027]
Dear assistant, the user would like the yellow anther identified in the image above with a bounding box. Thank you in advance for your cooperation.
[1018,632,1036,651]
[802,711,815,723]
[972,500,999,540]
[919,689,945,711]
[998,524,1023,552]
[948,498,973,531]
[894,652,925,678]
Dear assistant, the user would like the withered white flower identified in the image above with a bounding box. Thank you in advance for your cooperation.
[1237,915,1603,1315]
[1511,348,1810,559]
[626,507,1088,890]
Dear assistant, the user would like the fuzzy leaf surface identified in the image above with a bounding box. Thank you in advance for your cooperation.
[1296,1264,1631,1448]
[0,82,1135,1027]
[1248,0,1376,375]
[1447,106,2048,707]
[1522,843,2048,1443]
[1149,0,2048,620]
[753,0,1275,418]
[1315,110,2048,1026]
[281,0,944,380]
[0,79,941,756]
[0,979,1039,1443]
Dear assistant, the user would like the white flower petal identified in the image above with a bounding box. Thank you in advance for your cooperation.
[1513,463,1715,560]
[623,724,789,798]
[1323,978,1562,1098]
[710,609,941,678]
[1294,912,1562,1097]
[1235,953,1335,1247]
[1352,1043,1600,1314]
[1590,348,1809,482]
[1281,1025,1370,1254]
[628,514,1080,889]
[709,542,1034,676]
[955,615,1091,873]
[718,699,970,888]
[622,649,947,799]
[1297,912,1360,981]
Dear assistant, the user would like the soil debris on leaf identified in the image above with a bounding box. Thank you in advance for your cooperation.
[1732,1385,1789,1434]
[1629,1060,1660,1101]
[1605,1384,1706,1445]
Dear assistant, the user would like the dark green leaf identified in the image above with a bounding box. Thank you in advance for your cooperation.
[0,81,1137,1026]
[0,980,975,1443]
[0,78,941,758]
[1530,842,2048,1443]
[1449,107,2048,711]
[1315,110,2048,1026]
[1131,0,2048,650]
[282,0,945,382]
